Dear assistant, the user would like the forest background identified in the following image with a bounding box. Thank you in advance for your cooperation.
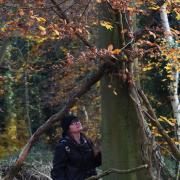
[0,0,179,179]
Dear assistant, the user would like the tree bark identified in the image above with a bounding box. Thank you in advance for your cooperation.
[98,2,154,180]
[24,70,32,137]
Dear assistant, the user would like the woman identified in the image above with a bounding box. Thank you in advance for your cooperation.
[51,115,102,180]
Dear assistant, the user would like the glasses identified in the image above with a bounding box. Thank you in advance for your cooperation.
[70,121,81,125]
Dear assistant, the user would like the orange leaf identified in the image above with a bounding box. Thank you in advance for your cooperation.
[112,49,121,55]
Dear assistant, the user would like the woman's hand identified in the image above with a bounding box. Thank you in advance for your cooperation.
[93,139,101,156]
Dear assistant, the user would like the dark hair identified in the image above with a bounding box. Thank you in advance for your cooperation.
[61,115,78,137]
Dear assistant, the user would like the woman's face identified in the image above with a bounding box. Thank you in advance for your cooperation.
[68,120,83,134]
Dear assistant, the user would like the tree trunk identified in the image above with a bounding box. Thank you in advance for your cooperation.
[24,70,32,136]
[101,76,153,180]
[160,4,180,179]
[98,2,153,180]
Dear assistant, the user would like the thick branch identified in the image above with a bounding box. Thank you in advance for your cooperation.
[86,164,148,180]
[137,89,180,161]
[3,63,110,180]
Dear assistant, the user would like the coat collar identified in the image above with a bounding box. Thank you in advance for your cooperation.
[64,133,88,147]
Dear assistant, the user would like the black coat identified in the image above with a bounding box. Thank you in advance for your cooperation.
[51,133,101,180]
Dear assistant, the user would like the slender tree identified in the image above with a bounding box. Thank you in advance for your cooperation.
[160,4,180,179]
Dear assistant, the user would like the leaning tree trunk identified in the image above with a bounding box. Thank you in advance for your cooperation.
[98,2,154,180]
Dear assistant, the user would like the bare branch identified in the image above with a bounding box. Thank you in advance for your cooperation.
[129,86,180,161]
[50,0,94,48]
[24,162,52,180]
[80,0,92,18]
[86,164,148,180]
[62,0,79,13]
[137,89,180,161]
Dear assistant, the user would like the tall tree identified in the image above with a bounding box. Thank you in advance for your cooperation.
[160,4,180,179]
[98,2,153,179]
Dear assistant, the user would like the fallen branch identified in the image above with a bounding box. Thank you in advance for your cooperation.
[3,63,110,180]
[86,164,148,180]
[24,162,52,180]
[143,110,180,161]
[137,89,180,161]
[130,87,180,160]
[31,169,52,180]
